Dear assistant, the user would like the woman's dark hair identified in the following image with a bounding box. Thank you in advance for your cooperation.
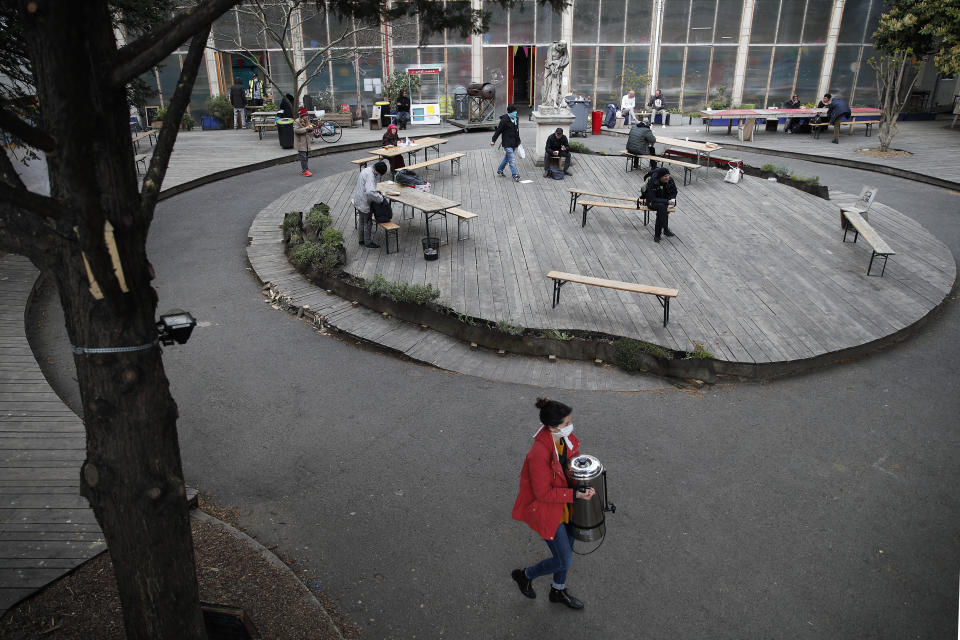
[536,397,572,427]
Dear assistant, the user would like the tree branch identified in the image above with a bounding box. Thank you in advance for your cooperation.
[112,0,239,87]
[0,144,26,190]
[0,107,56,152]
[139,27,210,221]
[0,200,63,267]
[0,182,63,220]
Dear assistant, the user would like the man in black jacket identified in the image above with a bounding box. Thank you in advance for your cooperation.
[626,119,657,169]
[648,89,667,128]
[396,89,411,130]
[543,127,572,177]
[783,94,805,133]
[819,93,851,144]
[645,167,678,243]
[491,104,522,182]
[229,79,247,129]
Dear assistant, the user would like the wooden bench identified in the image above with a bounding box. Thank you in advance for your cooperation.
[810,121,831,139]
[351,155,379,168]
[378,221,400,254]
[404,152,465,176]
[252,121,275,140]
[621,151,700,185]
[568,188,673,227]
[546,271,679,327]
[846,119,881,136]
[446,207,477,240]
[131,131,155,152]
[841,209,895,276]
[134,152,148,174]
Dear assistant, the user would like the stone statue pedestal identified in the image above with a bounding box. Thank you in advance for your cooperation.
[531,110,576,167]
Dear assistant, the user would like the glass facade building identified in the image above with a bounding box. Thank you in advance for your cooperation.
[151,0,894,118]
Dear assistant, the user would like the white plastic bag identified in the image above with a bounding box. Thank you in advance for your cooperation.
[516,144,526,159]
[724,167,742,184]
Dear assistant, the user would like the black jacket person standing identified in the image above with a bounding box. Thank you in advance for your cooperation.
[645,167,678,243]
[543,128,572,177]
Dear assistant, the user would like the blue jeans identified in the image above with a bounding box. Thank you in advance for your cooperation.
[525,522,574,589]
[498,147,518,177]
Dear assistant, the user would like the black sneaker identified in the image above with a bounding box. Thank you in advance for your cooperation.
[359,239,365,246]
[663,230,675,237]
[511,569,536,599]
[831,139,839,144]
[549,587,584,609]
[497,171,504,177]
[544,171,551,178]
[364,242,381,249]
[564,169,573,175]
[654,236,661,243]
[514,175,521,183]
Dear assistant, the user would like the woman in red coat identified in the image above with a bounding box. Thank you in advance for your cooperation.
[511,397,596,609]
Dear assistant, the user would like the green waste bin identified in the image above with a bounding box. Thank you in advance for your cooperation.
[276,117,295,149]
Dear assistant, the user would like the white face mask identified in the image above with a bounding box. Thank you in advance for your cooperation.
[554,424,573,438]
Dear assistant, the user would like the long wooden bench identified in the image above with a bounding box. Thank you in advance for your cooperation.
[351,155,379,168]
[841,208,895,276]
[378,221,400,254]
[621,151,699,185]
[810,121,831,139]
[568,188,674,228]
[131,131,156,152]
[846,119,881,136]
[446,207,477,240]
[134,152,148,174]
[404,152,465,176]
[546,271,679,327]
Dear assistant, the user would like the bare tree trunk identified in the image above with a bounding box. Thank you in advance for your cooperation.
[874,52,922,152]
[20,2,207,638]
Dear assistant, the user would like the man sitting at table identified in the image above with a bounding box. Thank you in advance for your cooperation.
[783,94,805,134]
[543,127,572,177]
[353,160,388,249]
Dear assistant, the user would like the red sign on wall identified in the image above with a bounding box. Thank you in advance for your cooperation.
[408,68,441,75]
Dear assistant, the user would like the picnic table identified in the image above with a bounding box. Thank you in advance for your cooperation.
[655,136,721,173]
[704,107,882,140]
[370,136,448,165]
[377,182,460,244]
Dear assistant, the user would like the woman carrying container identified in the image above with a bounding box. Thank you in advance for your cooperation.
[511,397,596,609]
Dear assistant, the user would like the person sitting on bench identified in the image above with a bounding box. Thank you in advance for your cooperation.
[645,167,678,243]
[626,119,657,170]
[543,127,572,177]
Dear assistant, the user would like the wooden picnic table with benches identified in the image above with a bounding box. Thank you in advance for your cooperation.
[404,152,465,176]
[547,271,679,327]
[131,130,155,152]
[376,182,461,245]
[370,137,448,165]
[568,188,674,227]
[250,111,278,140]
[620,151,700,185]
[841,208,895,276]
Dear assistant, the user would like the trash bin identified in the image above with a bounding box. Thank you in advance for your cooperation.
[564,96,591,137]
[276,117,294,149]
[376,101,392,127]
[591,110,603,135]
[422,236,440,261]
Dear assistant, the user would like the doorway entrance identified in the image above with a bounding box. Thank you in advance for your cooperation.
[507,46,535,115]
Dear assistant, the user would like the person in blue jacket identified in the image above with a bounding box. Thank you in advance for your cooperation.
[819,93,850,144]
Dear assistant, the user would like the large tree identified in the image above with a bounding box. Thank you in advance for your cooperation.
[0,1,565,638]
[871,0,960,150]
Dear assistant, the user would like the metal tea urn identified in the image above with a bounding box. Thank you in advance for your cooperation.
[566,454,616,543]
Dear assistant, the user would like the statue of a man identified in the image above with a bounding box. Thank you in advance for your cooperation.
[540,41,569,111]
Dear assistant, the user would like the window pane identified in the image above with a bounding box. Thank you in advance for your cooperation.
[156,54,180,108]
[570,46,596,96]
[238,9,267,49]
[305,60,332,95]
[661,0,691,43]
[483,46,509,112]
[742,45,772,105]
[838,0,869,42]
[355,20,381,47]
[446,1,474,45]
[853,45,878,105]
[623,46,651,93]
[708,46,737,99]
[573,0,599,42]
[769,46,799,104]
[446,47,472,93]
[512,4,535,42]
[865,0,883,41]
[795,46,823,97]
[829,45,860,99]
[683,46,711,108]
[750,0,779,43]
[625,0,654,43]
[714,0,741,42]
[269,50,294,102]
[600,0,627,42]
[394,48,418,70]
[392,17,418,45]
[300,4,328,47]
[331,59,357,109]
[537,5,563,43]
[327,9,354,46]
[212,9,241,49]
[189,58,211,117]
[597,45,625,104]
[688,0,715,44]
[657,45,684,101]
[776,0,804,43]
[483,2,508,44]
[802,0,832,43]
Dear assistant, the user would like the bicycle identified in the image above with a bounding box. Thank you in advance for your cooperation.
[309,116,342,143]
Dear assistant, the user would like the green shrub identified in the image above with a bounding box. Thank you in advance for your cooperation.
[180,112,195,130]
[363,274,440,306]
[305,203,333,235]
[290,241,323,268]
[282,211,302,233]
[548,329,573,341]
[612,338,669,372]
[495,319,524,336]
[205,95,234,124]
[321,226,343,246]
[154,107,167,121]
[569,141,591,154]
[684,340,715,359]
[317,243,342,273]
[789,173,820,186]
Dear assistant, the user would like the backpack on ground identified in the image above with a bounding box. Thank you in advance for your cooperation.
[550,167,564,180]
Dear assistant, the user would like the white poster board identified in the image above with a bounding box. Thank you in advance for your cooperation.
[407,65,443,125]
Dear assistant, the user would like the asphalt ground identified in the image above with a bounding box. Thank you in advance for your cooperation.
[27,125,960,639]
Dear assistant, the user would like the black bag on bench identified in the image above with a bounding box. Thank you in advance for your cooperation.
[373,198,393,223]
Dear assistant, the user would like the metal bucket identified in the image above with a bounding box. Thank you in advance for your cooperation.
[566,454,615,543]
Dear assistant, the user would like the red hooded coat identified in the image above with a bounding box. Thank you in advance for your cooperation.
[511,427,580,540]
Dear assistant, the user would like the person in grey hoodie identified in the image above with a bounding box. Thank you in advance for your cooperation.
[353,161,388,249]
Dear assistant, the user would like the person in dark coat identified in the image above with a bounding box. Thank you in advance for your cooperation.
[395,90,411,130]
[783,94,805,133]
[543,127,572,177]
[819,93,851,144]
[626,119,657,169]
[381,124,405,172]
[645,167,678,243]
[647,89,666,128]
[280,93,295,119]
[491,104,522,182]
[229,79,247,129]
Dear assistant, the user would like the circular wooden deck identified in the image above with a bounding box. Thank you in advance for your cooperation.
[274,150,955,365]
